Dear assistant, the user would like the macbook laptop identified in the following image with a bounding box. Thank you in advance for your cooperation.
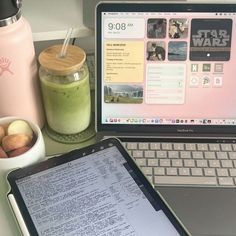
[95,1,236,235]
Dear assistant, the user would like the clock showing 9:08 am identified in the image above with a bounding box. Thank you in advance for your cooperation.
[104,18,145,38]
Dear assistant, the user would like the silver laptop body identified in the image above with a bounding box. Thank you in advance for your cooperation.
[95,1,236,235]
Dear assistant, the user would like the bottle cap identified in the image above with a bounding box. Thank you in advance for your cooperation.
[0,0,19,21]
[38,45,86,76]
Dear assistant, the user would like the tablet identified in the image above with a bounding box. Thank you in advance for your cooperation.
[7,138,190,236]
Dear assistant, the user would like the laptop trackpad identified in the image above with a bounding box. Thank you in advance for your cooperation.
[157,186,236,236]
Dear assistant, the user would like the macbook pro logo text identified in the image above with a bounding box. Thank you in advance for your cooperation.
[0,57,14,77]
[177,128,194,133]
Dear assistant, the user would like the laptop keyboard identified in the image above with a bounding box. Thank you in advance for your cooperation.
[122,140,236,187]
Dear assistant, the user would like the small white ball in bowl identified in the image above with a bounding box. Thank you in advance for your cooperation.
[0,116,45,190]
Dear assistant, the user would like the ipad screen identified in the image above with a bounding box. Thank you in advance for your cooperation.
[8,139,188,236]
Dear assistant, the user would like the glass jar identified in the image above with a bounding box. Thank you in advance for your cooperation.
[38,45,91,134]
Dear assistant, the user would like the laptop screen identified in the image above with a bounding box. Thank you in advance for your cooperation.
[96,3,236,135]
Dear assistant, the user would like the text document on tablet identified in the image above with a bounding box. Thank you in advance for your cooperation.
[7,139,189,236]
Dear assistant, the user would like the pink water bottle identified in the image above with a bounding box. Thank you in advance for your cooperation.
[0,0,45,128]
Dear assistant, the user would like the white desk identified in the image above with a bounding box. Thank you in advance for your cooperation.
[0,129,96,236]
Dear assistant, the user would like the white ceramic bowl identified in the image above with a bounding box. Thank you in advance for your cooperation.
[0,117,45,185]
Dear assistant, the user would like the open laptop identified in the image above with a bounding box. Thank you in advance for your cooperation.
[95,1,236,235]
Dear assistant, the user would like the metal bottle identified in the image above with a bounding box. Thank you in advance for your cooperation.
[0,0,45,128]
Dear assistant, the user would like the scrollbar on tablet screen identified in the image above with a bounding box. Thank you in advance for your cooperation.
[10,146,182,236]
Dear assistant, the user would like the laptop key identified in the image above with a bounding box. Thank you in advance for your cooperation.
[192,151,204,159]
[229,169,236,176]
[221,143,232,151]
[135,158,146,167]
[166,168,178,176]
[228,152,236,159]
[197,143,208,151]
[191,168,203,176]
[154,167,165,175]
[209,160,220,168]
[209,143,220,151]
[144,150,155,158]
[221,160,233,168]
[168,151,179,158]
[179,168,190,176]
[132,150,143,158]
[218,177,234,186]
[180,151,191,159]
[126,142,138,150]
[204,151,216,159]
[138,142,149,150]
[160,159,171,167]
[141,167,153,175]
[184,159,195,167]
[161,143,172,150]
[216,152,228,160]
[172,159,183,167]
[216,169,229,177]
[147,159,158,166]
[204,168,216,176]
[233,144,236,151]
[154,176,217,185]
[196,160,208,168]
[156,151,167,158]
[150,143,161,150]
[185,143,196,151]
[173,143,184,150]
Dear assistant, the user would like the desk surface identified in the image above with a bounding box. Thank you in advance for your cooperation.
[0,128,96,236]
[2,129,236,236]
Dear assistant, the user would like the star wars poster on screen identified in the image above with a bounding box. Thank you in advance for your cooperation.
[190,19,232,61]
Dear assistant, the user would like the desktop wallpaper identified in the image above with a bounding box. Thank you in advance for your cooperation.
[101,12,236,125]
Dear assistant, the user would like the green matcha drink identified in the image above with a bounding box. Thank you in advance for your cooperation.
[40,71,91,134]
[38,45,91,134]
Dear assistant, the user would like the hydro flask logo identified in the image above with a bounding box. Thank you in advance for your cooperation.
[0,57,14,76]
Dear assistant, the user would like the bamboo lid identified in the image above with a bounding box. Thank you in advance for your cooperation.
[38,44,86,75]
